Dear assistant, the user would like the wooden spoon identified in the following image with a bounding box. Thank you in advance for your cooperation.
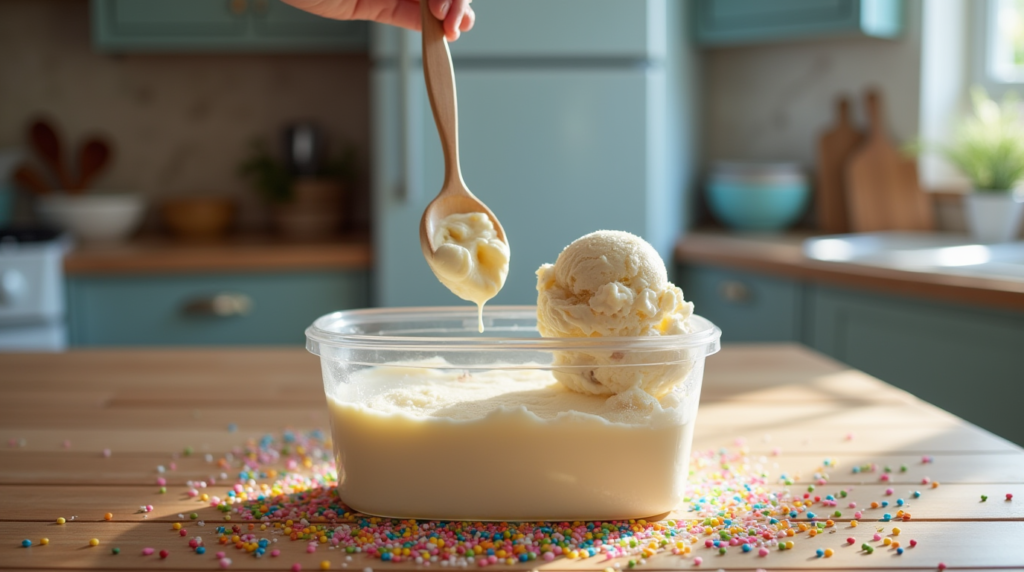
[13,164,50,195]
[30,120,74,191]
[75,138,112,192]
[418,0,506,262]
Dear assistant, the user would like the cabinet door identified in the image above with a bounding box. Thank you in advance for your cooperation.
[693,0,903,46]
[809,286,1024,446]
[92,0,368,53]
[374,67,656,308]
[675,264,803,342]
[67,271,369,346]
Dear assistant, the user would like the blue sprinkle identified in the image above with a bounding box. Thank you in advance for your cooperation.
[897,547,905,555]
[196,546,206,555]
[897,499,905,506]
[742,544,752,553]
[807,512,816,519]
[519,554,529,562]
[881,501,889,507]
[21,539,31,548]
[853,467,861,473]
[913,491,922,498]
[228,423,237,432]
[816,548,824,557]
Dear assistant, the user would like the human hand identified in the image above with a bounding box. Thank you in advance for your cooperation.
[282,0,475,42]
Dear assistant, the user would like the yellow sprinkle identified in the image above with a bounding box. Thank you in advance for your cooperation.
[893,527,901,536]
[40,538,49,545]
[104,512,113,521]
[56,517,66,525]
[320,561,331,570]
[785,541,794,549]
[89,538,99,546]
[851,520,858,527]
[824,548,834,557]
[172,522,182,530]
[883,538,892,546]
[200,494,209,501]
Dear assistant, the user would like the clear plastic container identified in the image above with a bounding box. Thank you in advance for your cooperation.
[306,306,721,521]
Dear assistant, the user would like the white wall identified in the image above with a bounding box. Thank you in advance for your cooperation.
[700,0,922,172]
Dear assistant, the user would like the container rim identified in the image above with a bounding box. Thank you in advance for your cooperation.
[305,306,721,355]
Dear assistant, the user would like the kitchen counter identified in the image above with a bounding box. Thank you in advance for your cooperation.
[2,345,1022,568]
[64,235,372,275]
[676,231,1024,312]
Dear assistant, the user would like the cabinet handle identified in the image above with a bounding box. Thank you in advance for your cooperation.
[228,0,248,16]
[718,280,751,303]
[181,293,252,317]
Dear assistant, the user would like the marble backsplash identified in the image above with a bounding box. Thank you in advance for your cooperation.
[0,0,370,231]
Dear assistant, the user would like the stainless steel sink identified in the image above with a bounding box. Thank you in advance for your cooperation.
[803,232,1024,280]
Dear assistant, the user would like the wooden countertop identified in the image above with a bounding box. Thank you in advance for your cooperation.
[676,231,1024,312]
[2,344,1022,569]
[64,235,372,275]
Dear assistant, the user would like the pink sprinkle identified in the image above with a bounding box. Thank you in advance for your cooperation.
[910,539,918,547]
[216,551,226,558]
[543,552,555,562]
[102,449,111,458]
[873,533,882,541]
[922,455,933,463]
[693,557,703,566]
[758,547,769,556]
[169,462,177,470]
[848,502,857,508]
[487,555,498,564]
[771,447,781,456]
[1008,493,1014,501]
[156,477,166,486]
[922,477,931,484]
[145,505,153,512]
[938,563,946,571]
[271,549,280,557]
[62,440,71,448]
[179,529,187,536]
[220,557,232,569]
[854,511,863,519]
[885,488,894,495]
[306,545,316,553]
[845,432,854,440]
[847,537,855,544]
[880,474,891,482]
[704,539,714,548]
[142,547,155,555]
[291,565,302,572]
[189,539,199,548]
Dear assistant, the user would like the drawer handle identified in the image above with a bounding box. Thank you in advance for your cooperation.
[181,293,252,317]
[718,280,751,303]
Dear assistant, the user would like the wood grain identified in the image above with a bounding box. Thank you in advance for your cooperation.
[816,96,863,234]
[845,90,934,232]
[1,346,1021,570]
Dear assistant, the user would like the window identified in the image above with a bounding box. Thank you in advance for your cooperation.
[987,0,1024,83]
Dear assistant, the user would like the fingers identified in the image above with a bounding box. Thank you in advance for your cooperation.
[428,0,473,41]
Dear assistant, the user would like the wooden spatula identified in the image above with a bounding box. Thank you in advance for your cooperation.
[30,120,74,191]
[418,0,506,262]
[846,90,934,232]
[816,97,863,234]
[75,138,112,192]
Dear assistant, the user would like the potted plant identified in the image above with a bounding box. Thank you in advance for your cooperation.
[928,88,1024,243]
[239,139,356,239]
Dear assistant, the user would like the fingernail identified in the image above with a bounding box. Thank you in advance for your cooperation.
[439,0,451,17]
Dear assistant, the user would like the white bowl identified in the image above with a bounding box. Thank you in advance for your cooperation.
[38,194,145,243]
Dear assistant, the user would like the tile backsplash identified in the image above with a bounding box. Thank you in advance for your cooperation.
[0,0,370,230]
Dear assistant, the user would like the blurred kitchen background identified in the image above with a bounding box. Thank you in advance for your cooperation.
[2,0,1023,443]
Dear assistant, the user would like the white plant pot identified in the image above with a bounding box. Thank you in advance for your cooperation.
[964,191,1024,243]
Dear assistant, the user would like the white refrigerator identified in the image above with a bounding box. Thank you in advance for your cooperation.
[371,0,698,307]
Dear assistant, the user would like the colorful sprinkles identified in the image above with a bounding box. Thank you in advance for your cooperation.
[18,427,955,565]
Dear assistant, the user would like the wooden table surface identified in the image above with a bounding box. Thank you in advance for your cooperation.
[1,344,1021,569]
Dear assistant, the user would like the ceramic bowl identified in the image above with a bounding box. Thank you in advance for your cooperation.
[38,194,145,242]
[706,163,809,231]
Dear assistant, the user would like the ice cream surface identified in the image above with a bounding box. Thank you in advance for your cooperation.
[327,360,698,520]
[536,230,695,397]
[426,212,509,332]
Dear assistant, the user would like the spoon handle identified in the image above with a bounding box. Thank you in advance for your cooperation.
[421,1,464,192]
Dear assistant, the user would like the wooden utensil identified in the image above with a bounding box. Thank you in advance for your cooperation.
[816,96,863,234]
[13,164,50,195]
[29,120,74,191]
[845,90,934,232]
[418,0,506,261]
[75,138,112,192]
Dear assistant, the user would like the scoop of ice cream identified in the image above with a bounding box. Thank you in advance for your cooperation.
[536,230,695,397]
[426,212,510,332]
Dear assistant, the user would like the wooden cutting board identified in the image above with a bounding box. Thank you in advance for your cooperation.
[816,97,863,234]
[845,90,934,232]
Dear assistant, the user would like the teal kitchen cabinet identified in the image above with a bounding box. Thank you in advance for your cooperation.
[676,264,804,342]
[91,0,368,53]
[67,271,369,346]
[806,285,1024,446]
[693,0,903,47]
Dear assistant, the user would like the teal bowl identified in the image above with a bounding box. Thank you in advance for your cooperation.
[706,181,810,231]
